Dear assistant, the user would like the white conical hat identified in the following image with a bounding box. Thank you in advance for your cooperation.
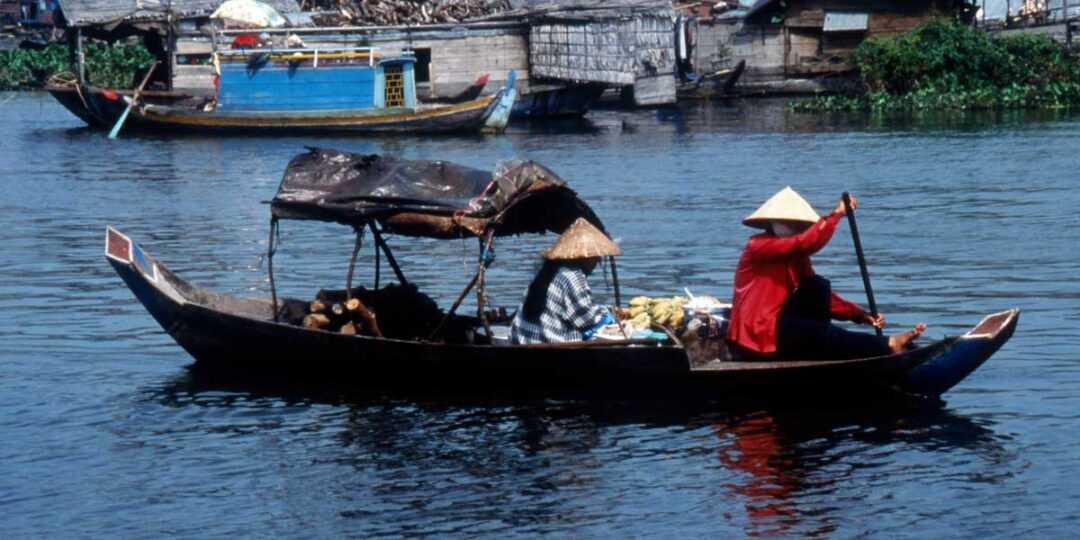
[742,186,821,229]
[541,218,622,260]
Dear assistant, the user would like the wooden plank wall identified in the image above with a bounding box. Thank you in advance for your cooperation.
[374,33,530,97]
[783,0,958,76]
[693,21,786,83]
[172,37,215,98]
[692,0,958,83]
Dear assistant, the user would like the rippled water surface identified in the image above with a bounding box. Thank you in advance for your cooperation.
[1,93,1077,537]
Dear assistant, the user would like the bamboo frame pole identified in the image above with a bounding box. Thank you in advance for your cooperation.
[267,218,279,322]
[345,227,363,300]
[369,223,407,285]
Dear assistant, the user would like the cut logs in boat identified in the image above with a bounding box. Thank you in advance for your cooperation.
[303,295,384,337]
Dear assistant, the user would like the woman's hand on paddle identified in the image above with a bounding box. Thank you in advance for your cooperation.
[862,312,885,329]
[834,194,857,217]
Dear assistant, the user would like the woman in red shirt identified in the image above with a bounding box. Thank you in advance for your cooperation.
[726,187,926,360]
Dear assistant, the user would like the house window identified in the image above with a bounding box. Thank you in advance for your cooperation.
[412,48,431,83]
[822,12,868,55]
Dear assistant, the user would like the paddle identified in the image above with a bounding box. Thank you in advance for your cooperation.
[842,191,883,337]
[108,62,158,140]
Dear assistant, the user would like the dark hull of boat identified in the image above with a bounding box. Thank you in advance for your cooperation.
[677,59,747,100]
[510,83,607,120]
[47,86,512,134]
[105,227,1019,399]
[46,85,130,128]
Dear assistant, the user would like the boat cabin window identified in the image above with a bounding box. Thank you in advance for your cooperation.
[383,64,405,107]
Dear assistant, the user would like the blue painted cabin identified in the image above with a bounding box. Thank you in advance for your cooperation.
[214,48,417,112]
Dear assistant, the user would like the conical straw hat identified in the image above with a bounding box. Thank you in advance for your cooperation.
[743,186,821,229]
[541,218,622,260]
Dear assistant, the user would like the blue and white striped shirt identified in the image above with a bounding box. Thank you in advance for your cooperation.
[509,265,608,344]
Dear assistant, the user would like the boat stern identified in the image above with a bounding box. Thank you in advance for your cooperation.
[105,226,188,333]
[482,69,517,133]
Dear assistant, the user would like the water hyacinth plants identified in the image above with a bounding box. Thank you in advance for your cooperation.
[792,20,1080,112]
[0,42,155,91]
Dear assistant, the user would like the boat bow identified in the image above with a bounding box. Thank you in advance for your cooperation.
[900,309,1019,397]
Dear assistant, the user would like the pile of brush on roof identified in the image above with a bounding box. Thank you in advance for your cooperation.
[307,0,512,26]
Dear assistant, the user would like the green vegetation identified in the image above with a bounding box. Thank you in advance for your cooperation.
[791,20,1080,111]
[0,43,155,91]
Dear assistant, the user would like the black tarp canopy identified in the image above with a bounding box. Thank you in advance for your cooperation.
[270,148,604,238]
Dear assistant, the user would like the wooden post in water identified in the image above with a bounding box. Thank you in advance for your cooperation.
[1066,0,1073,46]
[76,29,85,83]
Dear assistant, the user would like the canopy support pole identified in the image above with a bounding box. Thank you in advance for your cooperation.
[373,231,381,289]
[609,255,622,307]
[345,227,363,300]
[426,268,480,342]
[267,217,279,322]
[475,230,495,340]
[369,223,407,285]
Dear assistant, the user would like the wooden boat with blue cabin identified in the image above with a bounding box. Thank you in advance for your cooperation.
[104,148,1018,399]
[47,44,515,134]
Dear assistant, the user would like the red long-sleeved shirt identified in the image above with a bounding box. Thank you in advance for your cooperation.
[726,212,865,355]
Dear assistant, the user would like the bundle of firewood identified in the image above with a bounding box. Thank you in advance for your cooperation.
[305,0,512,26]
[302,298,384,337]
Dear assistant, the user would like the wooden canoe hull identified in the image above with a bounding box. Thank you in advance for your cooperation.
[132,94,505,134]
[105,227,1019,399]
[510,83,607,120]
[677,59,748,100]
[46,85,513,134]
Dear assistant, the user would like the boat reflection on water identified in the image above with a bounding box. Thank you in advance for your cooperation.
[714,412,802,536]
[709,403,1005,536]
[147,367,1007,535]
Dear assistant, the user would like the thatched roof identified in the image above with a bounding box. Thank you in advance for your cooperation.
[57,0,301,28]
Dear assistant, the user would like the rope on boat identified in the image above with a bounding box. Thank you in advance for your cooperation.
[48,71,110,125]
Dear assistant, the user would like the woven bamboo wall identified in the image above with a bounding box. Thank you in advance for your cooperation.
[529,14,674,85]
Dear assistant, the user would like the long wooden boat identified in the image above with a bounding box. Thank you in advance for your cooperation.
[104,149,1018,399]
[510,82,607,120]
[677,59,747,100]
[46,46,515,134]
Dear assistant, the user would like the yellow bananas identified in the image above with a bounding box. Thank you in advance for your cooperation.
[618,295,690,330]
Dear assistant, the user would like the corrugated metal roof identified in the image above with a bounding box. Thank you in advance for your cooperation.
[57,0,300,27]
[823,11,869,32]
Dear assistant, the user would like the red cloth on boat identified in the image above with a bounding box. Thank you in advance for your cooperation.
[231,34,259,49]
[726,211,866,355]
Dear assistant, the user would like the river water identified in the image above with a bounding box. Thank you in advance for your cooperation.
[1,93,1077,537]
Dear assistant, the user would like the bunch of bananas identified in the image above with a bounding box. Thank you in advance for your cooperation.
[622,295,690,329]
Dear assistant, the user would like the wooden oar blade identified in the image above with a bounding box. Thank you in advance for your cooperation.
[107,106,132,139]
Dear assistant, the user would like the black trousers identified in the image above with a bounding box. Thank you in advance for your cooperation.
[776,275,889,360]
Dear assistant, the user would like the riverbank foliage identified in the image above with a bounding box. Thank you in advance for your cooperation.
[0,43,154,91]
[791,20,1080,111]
